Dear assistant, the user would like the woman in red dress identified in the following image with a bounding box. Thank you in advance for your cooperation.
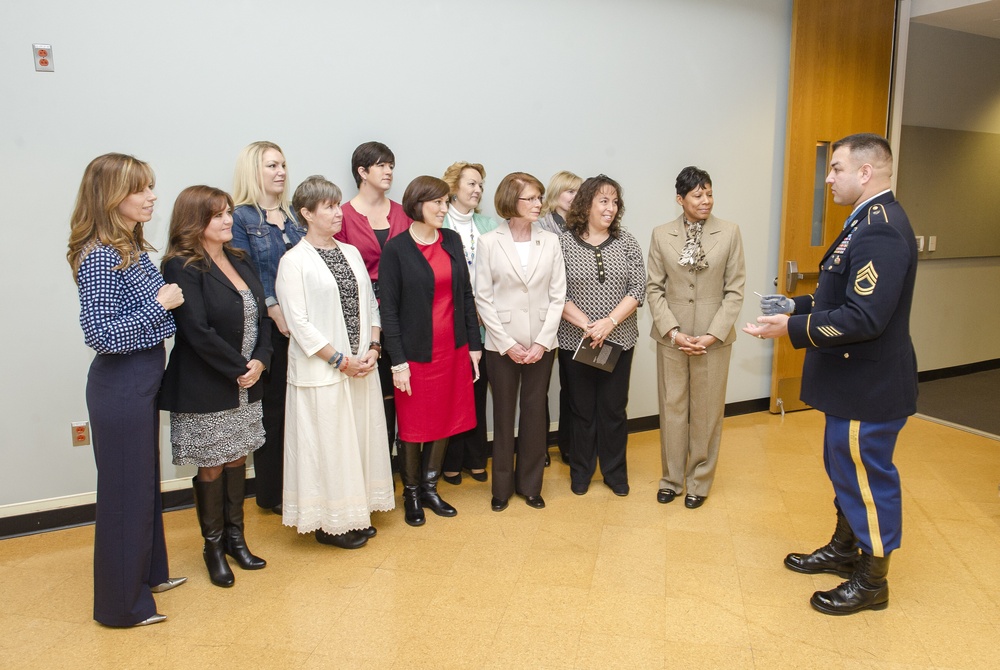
[378,176,482,526]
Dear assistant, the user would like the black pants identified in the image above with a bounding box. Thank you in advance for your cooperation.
[254,321,287,509]
[443,354,490,473]
[87,345,169,626]
[559,347,634,488]
[487,350,553,500]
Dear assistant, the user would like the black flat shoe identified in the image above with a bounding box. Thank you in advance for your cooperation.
[357,526,377,538]
[315,529,367,549]
[270,504,282,515]
[684,494,706,509]
[442,472,462,485]
[491,497,509,512]
[605,481,629,497]
[656,489,677,504]
[571,482,589,495]
[525,495,545,509]
[466,469,488,482]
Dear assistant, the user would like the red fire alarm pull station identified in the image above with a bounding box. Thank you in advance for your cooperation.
[33,43,54,72]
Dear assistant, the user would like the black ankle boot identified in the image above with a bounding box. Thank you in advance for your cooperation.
[420,439,457,517]
[810,551,891,615]
[400,441,425,526]
[784,510,859,578]
[222,467,266,570]
[192,476,234,588]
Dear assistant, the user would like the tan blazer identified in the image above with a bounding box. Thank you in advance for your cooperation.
[475,220,566,354]
[646,214,746,346]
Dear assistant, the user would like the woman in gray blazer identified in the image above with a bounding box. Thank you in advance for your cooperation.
[475,172,566,511]
[646,167,746,509]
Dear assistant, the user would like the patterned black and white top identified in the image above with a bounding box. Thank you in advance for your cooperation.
[170,290,265,467]
[557,229,646,350]
[317,246,361,353]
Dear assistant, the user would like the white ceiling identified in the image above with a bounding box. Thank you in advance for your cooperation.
[911,0,1000,39]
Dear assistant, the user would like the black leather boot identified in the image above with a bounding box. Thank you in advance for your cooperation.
[784,511,860,578]
[222,467,266,570]
[400,441,425,527]
[810,551,891,615]
[315,529,367,549]
[192,476,235,588]
[420,439,457,517]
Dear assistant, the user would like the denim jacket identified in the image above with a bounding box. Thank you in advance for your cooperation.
[231,204,305,305]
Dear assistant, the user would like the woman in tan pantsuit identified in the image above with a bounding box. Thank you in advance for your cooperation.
[476,172,566,512]
[647,167,745,509]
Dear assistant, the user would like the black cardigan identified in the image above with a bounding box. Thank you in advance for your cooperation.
[159,251,272,413]
[378,228,482,365]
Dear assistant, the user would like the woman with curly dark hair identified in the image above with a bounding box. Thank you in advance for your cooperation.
[557,175,646,497]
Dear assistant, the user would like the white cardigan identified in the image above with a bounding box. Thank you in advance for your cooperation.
[275,239,380,387]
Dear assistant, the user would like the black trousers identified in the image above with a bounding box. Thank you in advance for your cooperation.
[376,340,396,455]
[556,351,572,460]
[443,354,490,472]
[87,345,169,626]
[487,349,554,500]
[254,321,287,509]
[559,347,634,488]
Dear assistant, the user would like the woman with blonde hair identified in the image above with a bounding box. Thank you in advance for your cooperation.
[439,161,497,485]
[537,170,581,465]
[230,141,305,514]
[67,153,186,627]
[159,185,271,586]
[537,170,581,236]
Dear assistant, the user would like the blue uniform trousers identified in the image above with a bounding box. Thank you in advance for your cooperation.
[823,414,906,557]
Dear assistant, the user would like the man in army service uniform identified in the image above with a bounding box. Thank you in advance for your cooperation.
[744,133,918,615]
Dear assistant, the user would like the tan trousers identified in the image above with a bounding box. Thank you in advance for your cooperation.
[656,341,733,497]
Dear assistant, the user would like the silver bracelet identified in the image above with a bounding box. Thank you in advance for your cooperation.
[390,362,410,374]
[669,328,679,346]
[608,315,618,327]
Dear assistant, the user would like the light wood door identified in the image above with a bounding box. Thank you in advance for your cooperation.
[769,0,897,413]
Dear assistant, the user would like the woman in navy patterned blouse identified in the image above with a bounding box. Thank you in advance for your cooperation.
[67,153,186,628]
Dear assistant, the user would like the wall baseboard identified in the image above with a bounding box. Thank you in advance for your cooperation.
[918,358,1000,383]
[0,399,769,539]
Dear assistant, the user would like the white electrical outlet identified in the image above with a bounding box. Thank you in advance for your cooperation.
[928,236,937,252]
[33,43,54,72]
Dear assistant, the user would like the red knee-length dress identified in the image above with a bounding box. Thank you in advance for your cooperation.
[395,237,476,442]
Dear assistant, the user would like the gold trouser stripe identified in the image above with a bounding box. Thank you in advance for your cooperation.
[848,420,884,557]
[805,314,817,347]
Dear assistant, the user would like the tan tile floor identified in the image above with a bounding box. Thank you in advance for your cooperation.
[1,410,998,669]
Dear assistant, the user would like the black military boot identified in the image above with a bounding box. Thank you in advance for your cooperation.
[784,511,860,578]
[419,439,457,517]
[400,441,425,527]
[810,551,891,615]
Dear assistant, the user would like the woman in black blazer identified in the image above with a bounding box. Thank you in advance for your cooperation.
[160,186,272,588]
[378,176,482,526]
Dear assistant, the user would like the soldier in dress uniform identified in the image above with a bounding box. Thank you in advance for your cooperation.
[744,133,918,615]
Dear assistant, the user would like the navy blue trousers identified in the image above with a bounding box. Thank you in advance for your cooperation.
[87,345,169,626]
[824,414,906,557]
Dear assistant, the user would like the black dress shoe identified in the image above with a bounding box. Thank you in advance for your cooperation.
[442,472,462,485]
[270,504,282,515]
[605,481,629,496]
[656,489,677,504]
[525,495,545,509]
[491,497,509,512]
[684,494,706,509]
[315,529,367,549]
[357,526,377,538]
[570,482,589,495]
[466,469,488,482]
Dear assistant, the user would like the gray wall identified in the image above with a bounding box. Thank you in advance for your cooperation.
[0,0,793,511]
[900,23,1000,370]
